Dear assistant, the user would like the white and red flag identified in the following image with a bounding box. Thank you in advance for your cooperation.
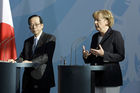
[0,0,17,61]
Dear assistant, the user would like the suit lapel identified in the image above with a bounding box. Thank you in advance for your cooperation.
[29,36,34,57]
[99,28,113,45]
[36,32,45,49]
[32,33,45,55]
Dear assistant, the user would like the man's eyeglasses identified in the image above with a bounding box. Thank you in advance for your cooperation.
[30,23,41,27]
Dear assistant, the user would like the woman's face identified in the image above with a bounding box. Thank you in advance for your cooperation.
[94,13,108,32]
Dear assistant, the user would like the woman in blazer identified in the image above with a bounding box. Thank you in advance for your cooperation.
[83,10,125,93]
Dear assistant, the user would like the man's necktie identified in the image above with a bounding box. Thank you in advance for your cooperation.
[32,38,37,54]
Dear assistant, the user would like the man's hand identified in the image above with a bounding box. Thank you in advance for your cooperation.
[22,60,32,63]
[7,59,16,63]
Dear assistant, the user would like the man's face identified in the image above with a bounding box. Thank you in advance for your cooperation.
[29,17,44,37]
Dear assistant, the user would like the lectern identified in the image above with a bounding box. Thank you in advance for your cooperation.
[0,62,16,93]
[58,65,104,93]
[0,61,39,93]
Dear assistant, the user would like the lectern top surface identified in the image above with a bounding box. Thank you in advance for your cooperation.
[0,61,39,68]
[58,65,105,71]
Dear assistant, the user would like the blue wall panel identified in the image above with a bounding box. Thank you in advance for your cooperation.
[10,0,140,93]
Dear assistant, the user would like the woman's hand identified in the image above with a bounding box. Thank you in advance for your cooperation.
[90,44,104,57]
[82,45,91,59]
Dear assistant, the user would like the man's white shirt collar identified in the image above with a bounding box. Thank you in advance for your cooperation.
[34,31,43,44]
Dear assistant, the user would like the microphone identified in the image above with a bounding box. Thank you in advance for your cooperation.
[74,36,86,65]
[0,36,11,61]
[70,36,89,65]
[70,27,94,65]
[0,36,12,46]
[0,35,16,61]
[70,38,82,65]
[70,44,73,65]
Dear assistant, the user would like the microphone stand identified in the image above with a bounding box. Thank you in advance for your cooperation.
[70,27,94,65]
[0,36,12,46]
[74,36,86,65]
[70,40,76,65]
[2,36,16,60]
[70,36,86,65]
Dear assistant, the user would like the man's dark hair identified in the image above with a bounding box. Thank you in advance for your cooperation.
[28,15,43,25]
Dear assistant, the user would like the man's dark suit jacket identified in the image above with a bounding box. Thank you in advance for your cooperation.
[18,32,56,91]
[84,28,125,87]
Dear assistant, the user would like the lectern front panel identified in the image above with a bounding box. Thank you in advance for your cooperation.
[58,65,91,93]
[0,62,16,93]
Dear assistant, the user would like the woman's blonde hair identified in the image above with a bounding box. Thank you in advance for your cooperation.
[93,10,114,27]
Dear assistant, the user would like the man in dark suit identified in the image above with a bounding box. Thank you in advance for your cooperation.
[17,15,56,93]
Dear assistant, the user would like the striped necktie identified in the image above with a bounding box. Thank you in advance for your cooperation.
[32,38,37,54]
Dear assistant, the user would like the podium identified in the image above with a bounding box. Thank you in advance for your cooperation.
[58,65,104,93]
[0,62,16,93]
[0,61,39,93]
